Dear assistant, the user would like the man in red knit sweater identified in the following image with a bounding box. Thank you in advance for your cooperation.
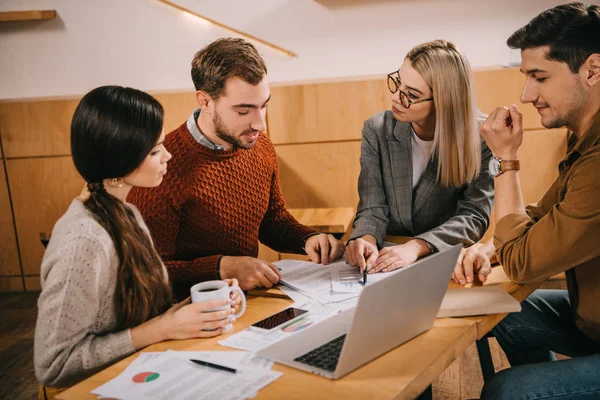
[129,38,345,300]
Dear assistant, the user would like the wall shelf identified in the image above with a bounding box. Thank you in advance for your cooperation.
[0,10,56,22]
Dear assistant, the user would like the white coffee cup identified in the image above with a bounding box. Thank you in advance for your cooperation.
[190,280,246,333]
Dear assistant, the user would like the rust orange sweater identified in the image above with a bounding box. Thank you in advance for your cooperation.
[129,122,316,300]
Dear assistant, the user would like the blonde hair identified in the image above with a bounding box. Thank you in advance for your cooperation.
[406,40,481,187]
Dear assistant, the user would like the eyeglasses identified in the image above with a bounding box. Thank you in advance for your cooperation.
[387,71,433,109]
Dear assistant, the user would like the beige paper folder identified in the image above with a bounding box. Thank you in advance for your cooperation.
[437,285,522,318]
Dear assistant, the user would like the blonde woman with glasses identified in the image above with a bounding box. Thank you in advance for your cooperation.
[345,40,494,281]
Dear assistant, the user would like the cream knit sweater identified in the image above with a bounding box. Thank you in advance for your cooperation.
[34,199,167,388]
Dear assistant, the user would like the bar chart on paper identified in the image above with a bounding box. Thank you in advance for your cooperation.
[330,264,395,293]
[337,269,363,289]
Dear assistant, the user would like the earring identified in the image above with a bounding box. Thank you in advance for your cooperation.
[111,178,123,188]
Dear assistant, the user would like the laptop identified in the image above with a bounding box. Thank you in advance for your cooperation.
[257,244,461,380]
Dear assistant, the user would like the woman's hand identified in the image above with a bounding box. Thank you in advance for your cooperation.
[159,297,235,341]
[130,296,235,349]
[371,243,418,273]
[224,278,242,313]
[370,239,430,273]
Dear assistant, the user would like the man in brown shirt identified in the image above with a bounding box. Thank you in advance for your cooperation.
[476,3,600,399]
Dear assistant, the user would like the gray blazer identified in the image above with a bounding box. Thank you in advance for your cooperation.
[350,110,494,251]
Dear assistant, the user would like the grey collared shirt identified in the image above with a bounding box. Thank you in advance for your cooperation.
[186,108,224,151]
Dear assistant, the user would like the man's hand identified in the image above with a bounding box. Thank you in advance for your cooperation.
[452,242,494,286]
[345,236,379,273]
[219,256,282,290]
[479,104,524,159]
[304,233,345,265]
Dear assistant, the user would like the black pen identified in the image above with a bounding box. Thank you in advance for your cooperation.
[362,264,368,285]
[190,359,237,374]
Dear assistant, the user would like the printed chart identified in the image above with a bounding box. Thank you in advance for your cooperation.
[132,372,160,383]
[330,264,393,293]
[337,268,363,288]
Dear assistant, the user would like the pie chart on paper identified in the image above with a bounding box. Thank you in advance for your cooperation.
[132,372,160,383]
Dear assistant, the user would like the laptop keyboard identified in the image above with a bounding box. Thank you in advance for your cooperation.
[294,334,347,372]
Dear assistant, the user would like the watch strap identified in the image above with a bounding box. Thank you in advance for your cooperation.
[500,159,520,172]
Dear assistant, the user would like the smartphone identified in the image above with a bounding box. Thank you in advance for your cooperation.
[250,307,309,332]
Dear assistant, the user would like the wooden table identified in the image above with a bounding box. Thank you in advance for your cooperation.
[57,238,544,400]
[57,296,478,400]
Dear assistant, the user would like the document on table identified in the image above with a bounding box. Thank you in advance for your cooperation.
[275,259,334,294]
[279,285,356,307]
[130,351,273,370]
[91,351,280,400]
[275,259,360,304]
[330,263,397,293]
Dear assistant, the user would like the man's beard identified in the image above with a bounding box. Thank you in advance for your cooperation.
[543,77,586,130]
[213,109,256,150]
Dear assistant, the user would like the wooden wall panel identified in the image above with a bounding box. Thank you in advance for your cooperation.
[0,162,21,276]
[152,92,197,133]
[0,92,198,159]
[276,141,361,209]
[519,128,568,204]
[0,99,77,158]
[473,68,543,131]
[25,276,42,292]
[268,68,545,146]
[7,157,84,275]
[268,79,389,144]
[0,276,24,292]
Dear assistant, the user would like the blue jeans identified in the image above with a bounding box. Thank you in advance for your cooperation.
[480,355,600,399]
[481,290,600,399]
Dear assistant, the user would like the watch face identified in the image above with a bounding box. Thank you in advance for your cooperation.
[489,157,501,177]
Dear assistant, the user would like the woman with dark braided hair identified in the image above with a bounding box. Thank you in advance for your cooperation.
[34,86,239,395]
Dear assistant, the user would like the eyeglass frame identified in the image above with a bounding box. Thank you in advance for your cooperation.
[387,71,433,109]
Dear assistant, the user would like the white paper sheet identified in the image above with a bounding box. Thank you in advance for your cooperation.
[274,259,335,294]
[91,353,281,400]
[130,351,273,371]
[275,259,360,305]
[278,285,320,305]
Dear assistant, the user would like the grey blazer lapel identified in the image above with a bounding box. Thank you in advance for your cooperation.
[412,155,439,215]
[388,122,414,233]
